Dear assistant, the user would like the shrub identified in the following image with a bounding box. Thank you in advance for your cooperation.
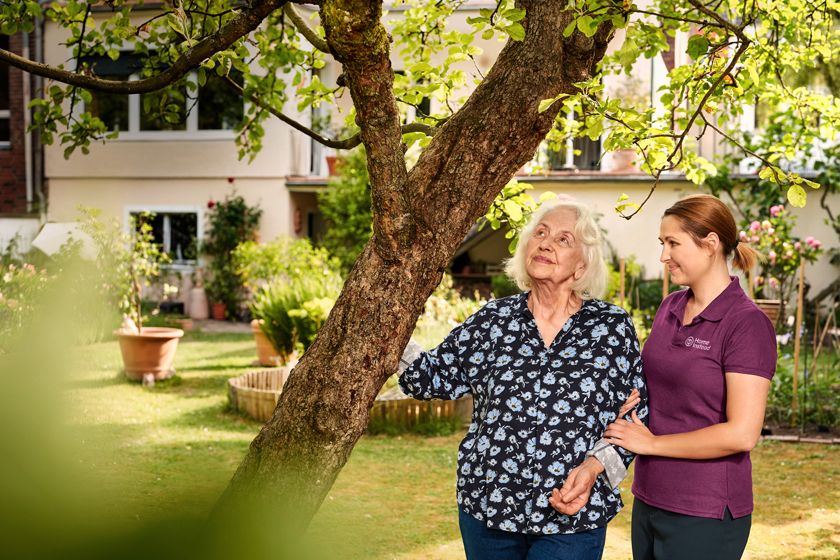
[490,274,520,298]
[233,237,341,291]
[203,194,262,318]
[250,270,343,362]
[317,148,372,271]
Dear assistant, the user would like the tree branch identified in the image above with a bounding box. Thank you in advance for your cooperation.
[283,3,330,53]
[224,77,435,149]
[321,0,411,261]
[0,0,318,94]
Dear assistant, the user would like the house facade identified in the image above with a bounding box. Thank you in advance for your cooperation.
[20,2,840,297]
[0,31,42,255]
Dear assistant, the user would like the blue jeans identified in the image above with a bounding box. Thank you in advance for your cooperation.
[459,508,607,560]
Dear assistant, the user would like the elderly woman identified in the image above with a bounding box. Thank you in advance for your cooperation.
[399,198,647,560]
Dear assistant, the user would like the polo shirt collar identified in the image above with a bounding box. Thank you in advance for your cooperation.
[668,276,743,324]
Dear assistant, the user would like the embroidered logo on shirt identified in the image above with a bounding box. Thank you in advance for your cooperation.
[684,336,711,351]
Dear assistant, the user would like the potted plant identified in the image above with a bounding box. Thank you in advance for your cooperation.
[233,237,342,366]
[250,272,341,366]
[95,213,185,382]
[202,194,262,321]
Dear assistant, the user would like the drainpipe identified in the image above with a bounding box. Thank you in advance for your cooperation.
[33,17,46,220]
[22,31,33,214]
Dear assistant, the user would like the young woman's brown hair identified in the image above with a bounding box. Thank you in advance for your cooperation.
[663,194,758,272]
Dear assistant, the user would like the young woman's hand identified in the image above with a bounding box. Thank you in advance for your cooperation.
[618,388,641,418]
[604,410,656,455]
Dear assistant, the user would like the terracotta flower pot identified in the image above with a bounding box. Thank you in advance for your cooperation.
[251,319,284,366]
[116,327,184,381]
[211,302,226,320]
[325,155,338,176]
[610,148,638,173]
[754,299,782,324]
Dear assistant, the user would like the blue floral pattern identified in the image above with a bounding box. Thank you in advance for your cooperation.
[400,292,647,535]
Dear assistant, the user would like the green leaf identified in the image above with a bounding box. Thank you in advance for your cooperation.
[562,19,577,37]
[687,35,710,59]
[577,15,596,37]
[503,199,523,222]
[787,184,807,207]
[503,8,526,22]
[505,23,526,41]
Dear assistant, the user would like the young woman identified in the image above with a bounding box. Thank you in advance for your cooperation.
[604,194,777,560]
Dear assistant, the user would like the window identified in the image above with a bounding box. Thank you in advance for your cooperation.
[543,111,601,171]
[545,135,602,171]
[131,210,199,266]
[84,53,243,137]
[198,72,244,130]
[0,35,10,146]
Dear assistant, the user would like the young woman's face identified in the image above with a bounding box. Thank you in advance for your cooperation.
[658,215,711,286]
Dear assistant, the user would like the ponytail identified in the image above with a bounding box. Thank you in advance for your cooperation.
[731,242,759,272]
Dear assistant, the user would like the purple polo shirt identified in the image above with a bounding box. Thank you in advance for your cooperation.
[633,277,777,519]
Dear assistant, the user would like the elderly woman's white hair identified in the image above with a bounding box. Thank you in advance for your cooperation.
[504,197,607,299]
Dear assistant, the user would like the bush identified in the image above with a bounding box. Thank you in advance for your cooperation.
[233,237,341,291]
[317,148,372,271]
[203,194,262,319]
[490,274,520,298]
[766,350,840,429]
[250,270,343,361]
[413,274,486,349]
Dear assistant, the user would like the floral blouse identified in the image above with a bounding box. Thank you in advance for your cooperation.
[399,292,647,535]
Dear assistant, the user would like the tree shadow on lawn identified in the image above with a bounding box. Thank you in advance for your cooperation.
[148,372,250,399]
[66,372,127,390]
[163,402,262,434]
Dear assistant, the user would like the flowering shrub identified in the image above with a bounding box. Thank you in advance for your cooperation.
[0,263,52,351]
[203,194,262,319]
[740,204,822,304]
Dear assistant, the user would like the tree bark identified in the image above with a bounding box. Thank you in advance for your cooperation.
[211,0,615,541]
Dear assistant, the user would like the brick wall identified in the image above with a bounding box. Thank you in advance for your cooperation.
[0,33,32,216]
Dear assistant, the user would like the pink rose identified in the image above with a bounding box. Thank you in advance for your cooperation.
[750,221,761,231]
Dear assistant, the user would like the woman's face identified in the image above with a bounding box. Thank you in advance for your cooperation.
[659,215,711,286]
[525,208,586,288]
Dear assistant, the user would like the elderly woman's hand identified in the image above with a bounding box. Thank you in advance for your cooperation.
[548,457,603,516]
[604,410,656,455]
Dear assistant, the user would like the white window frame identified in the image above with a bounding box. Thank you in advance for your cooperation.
[77,52,245,141]
[124,205,204,271]
[0,109,9,148]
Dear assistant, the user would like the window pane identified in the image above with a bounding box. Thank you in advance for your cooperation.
[132,212,197,263]
[168,213,198,262]
[198,72,244,130]
[0,118,9,143]
[0,35,9,111]
[141,87,187,131]
[88,75,129,131]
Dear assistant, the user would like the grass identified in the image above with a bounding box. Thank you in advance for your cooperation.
[53,329,840,559]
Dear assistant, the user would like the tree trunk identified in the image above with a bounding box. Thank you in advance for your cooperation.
[211,0,614,544]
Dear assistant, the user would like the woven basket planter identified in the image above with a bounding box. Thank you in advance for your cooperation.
[228,367,292,422]
[371,386,473,430]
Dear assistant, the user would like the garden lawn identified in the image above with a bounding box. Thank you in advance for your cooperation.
[64,331,839,559]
